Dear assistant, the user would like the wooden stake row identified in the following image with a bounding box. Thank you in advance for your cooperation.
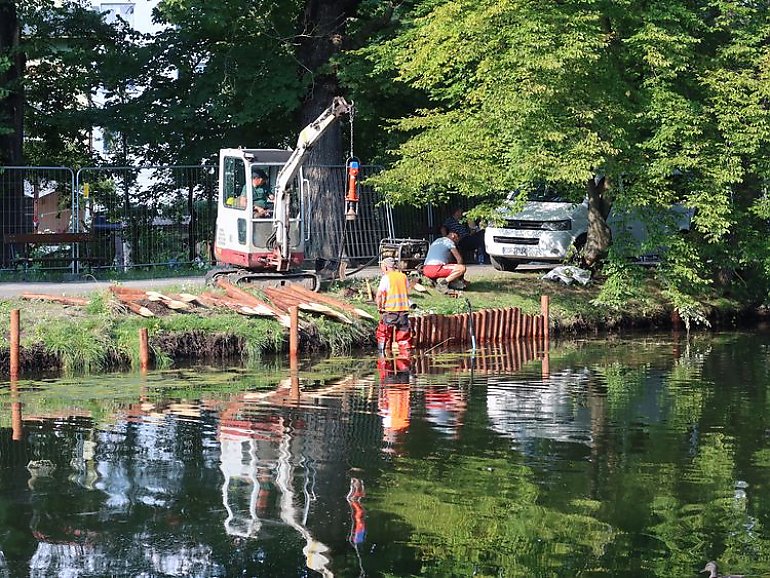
[411,340,544,374]
[410,307,545,348]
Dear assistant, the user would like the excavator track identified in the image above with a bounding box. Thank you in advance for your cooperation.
[205,268,319,291]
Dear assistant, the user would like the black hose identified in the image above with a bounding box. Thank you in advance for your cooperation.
[465,297,476,354]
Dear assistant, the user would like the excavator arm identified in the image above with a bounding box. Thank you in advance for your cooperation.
[271,96,354,270]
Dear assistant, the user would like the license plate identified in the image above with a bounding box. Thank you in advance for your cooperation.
[502,245,529,256]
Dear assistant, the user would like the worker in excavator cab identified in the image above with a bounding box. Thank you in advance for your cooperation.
[250,168,274,218]
[375,257,413,356]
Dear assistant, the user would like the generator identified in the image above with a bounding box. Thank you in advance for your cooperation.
[378,238,429,272]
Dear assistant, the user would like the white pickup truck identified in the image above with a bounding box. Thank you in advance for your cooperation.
[484,191,695,271]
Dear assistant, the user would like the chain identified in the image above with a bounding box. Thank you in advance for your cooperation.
[348,105,355,158]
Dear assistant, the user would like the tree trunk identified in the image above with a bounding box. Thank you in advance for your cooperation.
[0,0,26,265]
[297,0,360,264]
[583,176,612,268]
[0,0,22,165]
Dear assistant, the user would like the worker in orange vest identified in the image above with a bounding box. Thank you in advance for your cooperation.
[375,256,413,356]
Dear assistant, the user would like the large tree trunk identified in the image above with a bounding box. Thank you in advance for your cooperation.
[0,0,26,266]
[297,0,360,264]
[0,0,22,165]
[583,176,612,268]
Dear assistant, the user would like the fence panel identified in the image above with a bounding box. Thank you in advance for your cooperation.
[0,167,77,272]
[305,164,391,265]
[75,165,217,272]
[0,163,444,275]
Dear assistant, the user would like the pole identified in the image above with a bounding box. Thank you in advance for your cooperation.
[289,306,299,358]
[10,309,20,379]
[139,328,150,372]
[465,298,476,354]
[540,295,550,344]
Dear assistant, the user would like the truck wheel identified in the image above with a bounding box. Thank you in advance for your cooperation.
[490,256,521,272]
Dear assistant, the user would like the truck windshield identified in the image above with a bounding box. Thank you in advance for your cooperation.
[506,185,570,203]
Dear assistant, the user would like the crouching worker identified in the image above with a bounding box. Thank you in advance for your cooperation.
[375,257,413,356]
[422,230,467,291]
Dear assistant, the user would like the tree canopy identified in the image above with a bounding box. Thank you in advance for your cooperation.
[359,0,770,315]
[7,0,770,312]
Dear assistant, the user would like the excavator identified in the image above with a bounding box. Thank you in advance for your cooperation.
[208,96,355,289]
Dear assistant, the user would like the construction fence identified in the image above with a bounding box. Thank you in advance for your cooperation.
[0,164,451,277]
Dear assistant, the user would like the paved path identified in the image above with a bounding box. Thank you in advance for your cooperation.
[0,276,207,298]
[0,263,550,298]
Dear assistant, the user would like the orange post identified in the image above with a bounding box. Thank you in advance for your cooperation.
[10,309,20,379]
[540,295,550,344]
[289,306,299,358]
[10,377,22,441]
[290,354,300,401]
[139,328,150,372]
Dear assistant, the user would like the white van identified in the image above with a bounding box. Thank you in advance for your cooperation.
[484,191,694,271]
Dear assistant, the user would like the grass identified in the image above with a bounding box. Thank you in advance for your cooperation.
[0,268,752,375]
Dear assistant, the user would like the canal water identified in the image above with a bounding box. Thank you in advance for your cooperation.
[0,332,769,577]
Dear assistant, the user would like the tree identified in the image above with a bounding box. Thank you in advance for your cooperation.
[0,0,26,265]
[19,0,140,167]
[363,0,770,312]
[0,0,22,166]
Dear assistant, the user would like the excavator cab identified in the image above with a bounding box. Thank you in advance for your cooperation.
[210,96,354,289]
[214,148,306,277]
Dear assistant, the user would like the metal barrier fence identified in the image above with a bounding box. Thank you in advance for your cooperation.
[0,167,77,272]
[74,165,217,272]
[304,165,392,266]
[0,163,419,276]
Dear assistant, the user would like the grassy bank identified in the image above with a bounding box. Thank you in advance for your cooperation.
[0,268,754,375]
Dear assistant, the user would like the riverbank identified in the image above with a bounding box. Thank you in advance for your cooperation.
[0,265,759,375]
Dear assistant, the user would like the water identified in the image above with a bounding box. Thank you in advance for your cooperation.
[1,332,770,577]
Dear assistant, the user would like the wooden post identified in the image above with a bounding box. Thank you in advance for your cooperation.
[289,306,299,358]
[10,309,20,379]
[139,328,150,372]
[10,377,22,441]
[290,355,300,402]
[541,350,550,379]
[540,295,550,344]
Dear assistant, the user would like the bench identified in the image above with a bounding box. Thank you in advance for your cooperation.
[3,232,97,273]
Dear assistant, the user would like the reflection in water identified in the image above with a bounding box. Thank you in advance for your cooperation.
[1,334,770,577]
[486,368,594,447]
[346,477,366,577]
[377,357,412,453]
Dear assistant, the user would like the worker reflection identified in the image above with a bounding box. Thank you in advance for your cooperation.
[256,466,274,517]
[347,477,366,546]
[377,357,412,453]
[424,386,467,439]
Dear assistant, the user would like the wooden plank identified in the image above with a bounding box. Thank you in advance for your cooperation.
[284,283,375,320]
[21,293,89,306]
[215,278,285,318]
[4,232,94,244]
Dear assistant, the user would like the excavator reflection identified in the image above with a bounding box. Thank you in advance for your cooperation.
[218,402,333,576]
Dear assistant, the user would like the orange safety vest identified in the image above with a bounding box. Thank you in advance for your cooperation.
[382,271,410,312]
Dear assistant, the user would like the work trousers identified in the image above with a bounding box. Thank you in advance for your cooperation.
[376,311,412,354]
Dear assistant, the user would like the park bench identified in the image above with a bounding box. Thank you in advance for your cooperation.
[3,232,98,273]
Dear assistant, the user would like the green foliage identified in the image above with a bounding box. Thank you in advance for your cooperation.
[365,0,770,309]
[591,260,647,311]
[377,454,613,576]
[0,54,11,138]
